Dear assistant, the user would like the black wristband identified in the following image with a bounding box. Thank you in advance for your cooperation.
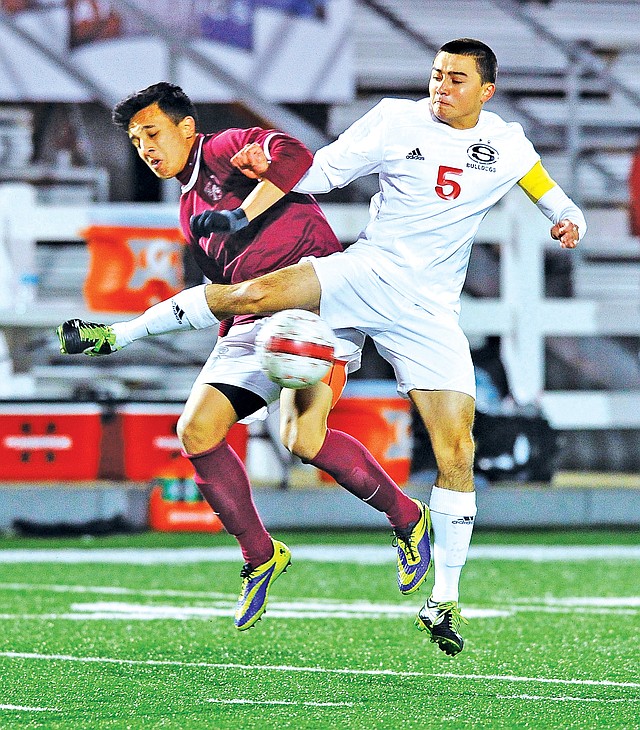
[227,207,249,233]
[190,207,249,237]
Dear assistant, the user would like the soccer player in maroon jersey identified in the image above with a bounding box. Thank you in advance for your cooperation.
[58,83,431,631]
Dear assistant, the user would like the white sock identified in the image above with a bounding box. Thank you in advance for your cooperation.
[111,285,219,348]
[428,485,477,604]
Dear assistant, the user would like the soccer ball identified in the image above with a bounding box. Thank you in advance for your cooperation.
[256,309,336,389]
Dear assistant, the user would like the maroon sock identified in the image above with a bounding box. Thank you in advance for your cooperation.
[309,429,420,529]
[187,441,273,567]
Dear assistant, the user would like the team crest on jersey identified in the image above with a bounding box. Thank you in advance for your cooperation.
[466,142,498,172]
[204,176,223,202]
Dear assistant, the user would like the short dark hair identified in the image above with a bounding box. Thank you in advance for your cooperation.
[437,38,498,85]
[112,82,198,131]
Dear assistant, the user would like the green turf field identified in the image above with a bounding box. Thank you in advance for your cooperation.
[0,528,638,729]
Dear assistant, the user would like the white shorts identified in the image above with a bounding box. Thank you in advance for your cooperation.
[309,250,476,399]
[193,319,364,420]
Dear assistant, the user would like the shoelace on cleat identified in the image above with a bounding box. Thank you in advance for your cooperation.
[433,601,469,632]
[392,524,419,561]
[78,324,113,348]
[239,563,255,580]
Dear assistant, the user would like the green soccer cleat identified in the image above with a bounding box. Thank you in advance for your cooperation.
[234,539,292,631]
[393,499,432,594]
[415,598,469,656]
[57,319,118,356]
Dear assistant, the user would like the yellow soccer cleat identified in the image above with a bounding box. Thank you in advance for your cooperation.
[393,499,432,594]
[234,539,292,631]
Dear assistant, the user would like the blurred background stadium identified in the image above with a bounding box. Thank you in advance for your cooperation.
[1,0,640,535]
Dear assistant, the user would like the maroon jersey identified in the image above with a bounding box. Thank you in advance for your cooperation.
[177,128,342,329]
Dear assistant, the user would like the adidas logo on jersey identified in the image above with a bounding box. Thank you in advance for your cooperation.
[406,148,425,160]
[172,301,186,324]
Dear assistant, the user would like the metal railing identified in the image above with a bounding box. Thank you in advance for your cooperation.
[1,183,639,429]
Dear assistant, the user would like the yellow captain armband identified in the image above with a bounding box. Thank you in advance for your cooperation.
[517,161,557,203]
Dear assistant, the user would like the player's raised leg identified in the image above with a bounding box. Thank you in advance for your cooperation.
[58,285,220,356]
[280,374,432,594]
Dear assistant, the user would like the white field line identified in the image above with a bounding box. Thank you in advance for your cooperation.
[468,546,640,562]
[0,607,634,621]
[0,605,633,621]
[76,600,421,617]
[0,600,510,621]
[209,695,640,707]
[37,600,640,619]
[2,651,639,690]
[439,672,640,689]
[0,544,639,564]
[0,652,423,677]
[501,605,638,616]
[495,694,639,704]
[0,584,637,620]
[514,596,640,607]
[1,583,638,612]
[0,582,237,601]
[0,704,59,712]
[207,699,355,707]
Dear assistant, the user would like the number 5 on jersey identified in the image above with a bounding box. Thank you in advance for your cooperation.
[435,165,463,200]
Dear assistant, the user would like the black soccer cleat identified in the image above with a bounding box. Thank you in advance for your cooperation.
[57,319,118,356]
[415,598,469,656]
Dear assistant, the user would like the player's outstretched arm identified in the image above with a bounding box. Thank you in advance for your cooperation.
[56,284,220,356]
[518,161,586,248]
[190,134,310,238]
[190,178,287,238]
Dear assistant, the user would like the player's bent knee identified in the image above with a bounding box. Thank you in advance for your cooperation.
[288,439,319,462]
[283,426,326,462]
[176,412,226,455]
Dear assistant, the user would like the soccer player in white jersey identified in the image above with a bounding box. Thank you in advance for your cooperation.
[199,37,585,655]
[61,39,585,655]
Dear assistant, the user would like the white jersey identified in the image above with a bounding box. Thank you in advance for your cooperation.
[295,98,540,315]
